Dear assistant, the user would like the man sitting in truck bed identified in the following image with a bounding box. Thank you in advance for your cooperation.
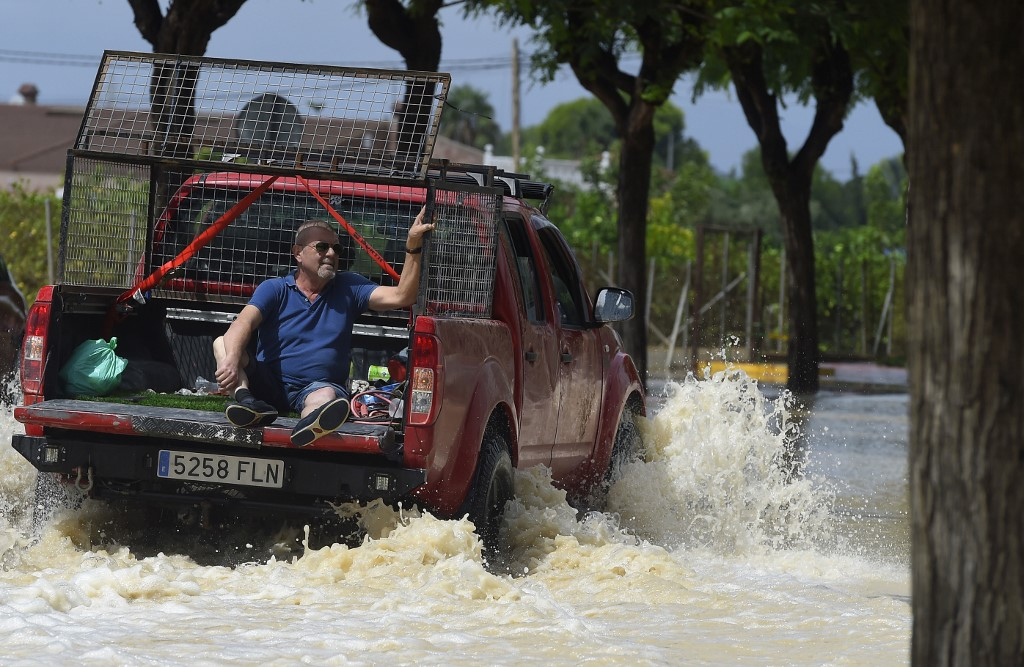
[213,207,434,447]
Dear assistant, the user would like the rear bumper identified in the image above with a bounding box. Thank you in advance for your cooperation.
[12,432,426,510]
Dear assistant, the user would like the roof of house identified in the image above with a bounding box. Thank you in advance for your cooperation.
[0,105,83,187]
[0,102,484,191]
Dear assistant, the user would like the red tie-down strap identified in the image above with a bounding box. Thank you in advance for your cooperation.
[115,174,281,306]
[102,174,280,337]
[295,175,400,281]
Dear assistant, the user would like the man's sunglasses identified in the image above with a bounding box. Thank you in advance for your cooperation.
[307,241,345,255]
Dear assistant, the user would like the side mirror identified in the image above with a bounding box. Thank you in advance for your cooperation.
[593,287,634,323]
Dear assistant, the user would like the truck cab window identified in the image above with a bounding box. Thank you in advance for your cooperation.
[500,216,545,323]
[536,226,587,328]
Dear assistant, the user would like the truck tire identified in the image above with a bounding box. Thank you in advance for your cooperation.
[609,401,643,477]
[587,398,644,510]
[463,426,514,563]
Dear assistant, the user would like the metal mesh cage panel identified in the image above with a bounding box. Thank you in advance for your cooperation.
[165,322,216,390]
[424,186,501,318]
[60,157,502,318]
[77,51,449,179]
[61,157,150,288]
[148,175,429,307]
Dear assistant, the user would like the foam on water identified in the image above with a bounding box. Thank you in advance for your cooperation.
[610,367,834,555]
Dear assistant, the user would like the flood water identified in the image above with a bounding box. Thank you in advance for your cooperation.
[0,370,910,665]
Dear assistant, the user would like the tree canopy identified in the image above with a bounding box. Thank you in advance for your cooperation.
[467,0,712,381]
[438,84,502,149]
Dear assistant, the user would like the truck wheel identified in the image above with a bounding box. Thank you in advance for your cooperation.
[464,427,514,564]
[589,400,644,509]
[609,402,643,477]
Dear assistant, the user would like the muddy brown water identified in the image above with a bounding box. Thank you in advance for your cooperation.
[1,372,909,665]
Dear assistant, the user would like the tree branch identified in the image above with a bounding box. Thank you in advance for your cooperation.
[724,42,788,167]
[793,38,853,177]
[563,8,632,125]
[127,0,163,47]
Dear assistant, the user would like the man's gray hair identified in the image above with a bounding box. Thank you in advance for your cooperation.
[294,219,334,246]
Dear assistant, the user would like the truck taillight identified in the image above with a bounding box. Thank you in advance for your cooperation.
[409,332,442,425]
[20,286,53,396]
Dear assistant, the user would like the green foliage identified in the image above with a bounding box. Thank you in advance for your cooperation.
[541,158,618,260]
[701,1,847,103]
[525,98,618,158]
[0,183,60,307]
[812,157,906,356]
[647,161,714,262]
[523,96,688,169]
[814,224,905,357]
[707,149,781,235]
[710,148,903,238]
[438,84,502,149]
[863,157,907,234]
[61,166,150,289]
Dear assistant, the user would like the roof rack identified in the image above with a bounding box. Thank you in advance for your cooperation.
[428,160,555,213]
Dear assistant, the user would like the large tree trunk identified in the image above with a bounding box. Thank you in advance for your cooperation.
[726,38,851,393]
[774,184,820,393]
[365,0,443,171]
[129,0,249,207]
[129,0,248,55]
[616,101,657,383]
[908,1,1024,663]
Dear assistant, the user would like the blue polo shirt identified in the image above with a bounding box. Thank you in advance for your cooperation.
[248,272,378,390]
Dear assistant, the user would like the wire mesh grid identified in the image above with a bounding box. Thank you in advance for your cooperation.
[164,325,216,390]
[78,51,449,178]
[60,53,501,317]
[141,175,429,307]
[424,187,501,318]
[60,157,150,289]
[60,156,502,320]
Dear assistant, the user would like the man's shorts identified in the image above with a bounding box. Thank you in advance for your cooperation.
[287,380,349,414]
[245,356,348,415]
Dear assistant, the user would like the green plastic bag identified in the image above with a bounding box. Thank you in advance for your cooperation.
[59,337,128,396]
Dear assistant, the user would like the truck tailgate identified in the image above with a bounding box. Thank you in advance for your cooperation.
[15,399,396,455]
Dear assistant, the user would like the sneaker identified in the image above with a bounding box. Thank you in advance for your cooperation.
[225,396,279,428]
[290,397,350,447]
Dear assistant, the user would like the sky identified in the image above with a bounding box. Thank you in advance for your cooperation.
[0,0,903,178]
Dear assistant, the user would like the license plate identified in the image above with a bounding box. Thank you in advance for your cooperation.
[157,450,284,489]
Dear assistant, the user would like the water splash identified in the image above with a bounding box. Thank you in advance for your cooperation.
[0,392,36,547]
[2,366,837,570]
[0,372,909,664]
[608,366,835,555]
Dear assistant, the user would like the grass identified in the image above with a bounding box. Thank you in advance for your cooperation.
[74,392,301,418]
[76,392,230,412]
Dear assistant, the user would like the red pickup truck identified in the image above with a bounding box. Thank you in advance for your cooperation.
[12,167,645,553]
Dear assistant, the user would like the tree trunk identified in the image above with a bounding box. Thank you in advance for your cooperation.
[616,101,657,383]
[908,1,1024,664]
[774,181,820,393]
[128,0,249,217]
[726,37,852,394]
[129,0,248,56]
[131,0,250,160]
[364,0,443,171]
